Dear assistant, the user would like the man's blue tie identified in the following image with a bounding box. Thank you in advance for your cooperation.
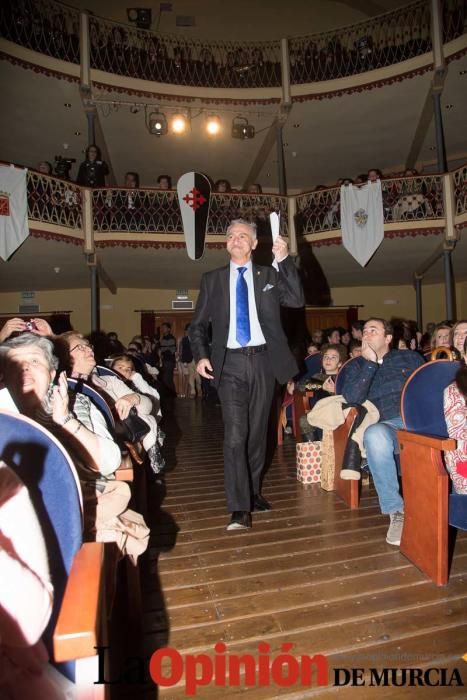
[236,266,251,346]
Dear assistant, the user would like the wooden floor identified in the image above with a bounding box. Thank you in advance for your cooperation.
[133,397,467,698]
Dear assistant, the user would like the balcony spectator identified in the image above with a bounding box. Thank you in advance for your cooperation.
[76,145,108,188]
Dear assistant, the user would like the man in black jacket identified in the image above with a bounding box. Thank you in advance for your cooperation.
[189,219,304,530]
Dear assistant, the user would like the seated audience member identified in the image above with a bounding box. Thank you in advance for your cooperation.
[214,179,231,193]
[0,334,148,559]
[452,321,467,360]
[326,327,341,345]
[311,328,323,346]
[349,339,362,358]
[340,328,351,349]
[118,171,142,231]
[157,174,172,190]
[431,322,452,350]
[107,331,125,354]
[306,341,320,355]
[37,161,53,175]
[76,144,108,187]
[302,343,347,396]
[351,320,364,341]
[444,338,467,495]
[0,460,69,699]
[339,318,424,545]
[247,183,262,194]
[111,355,165,473]
[367,168,382,183]
[57,332,163,474]
[126,340,157,377]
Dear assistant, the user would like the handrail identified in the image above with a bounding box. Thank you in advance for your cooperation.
[295,174,446,236]
[21,163,467,240]
[1,0,465,89]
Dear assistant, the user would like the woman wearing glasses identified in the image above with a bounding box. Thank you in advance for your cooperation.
[0,333,150,562]
[57,332,164,474]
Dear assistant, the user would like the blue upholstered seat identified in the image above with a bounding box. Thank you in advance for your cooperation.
[401,360,467,531]
[303,352,322,379]
[0,410,83,681]
[67,377,115,431]
[96,364,120,378]
[401,359,460,436]
[335,357,359,395]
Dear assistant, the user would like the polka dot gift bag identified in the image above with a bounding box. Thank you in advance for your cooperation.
[296,441,322,484]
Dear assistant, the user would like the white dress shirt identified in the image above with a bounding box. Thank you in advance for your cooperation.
[227,260,266,348]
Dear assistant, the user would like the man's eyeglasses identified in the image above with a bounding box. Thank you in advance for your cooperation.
[70,342,93,352]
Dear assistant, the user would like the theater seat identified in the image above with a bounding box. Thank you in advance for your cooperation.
[397,360,462,585]
[0,410,83,681]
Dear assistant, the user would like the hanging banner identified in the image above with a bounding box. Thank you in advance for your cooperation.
[177,172,211,260]
[0,165,29,261]
[340,180,384,267]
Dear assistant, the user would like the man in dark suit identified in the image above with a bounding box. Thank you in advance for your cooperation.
[189,219,304,531]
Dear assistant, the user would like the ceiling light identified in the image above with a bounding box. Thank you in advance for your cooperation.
[231,116,255,140]
[148,111,167,136]
[206,115,221,136]
[171,113,187,134]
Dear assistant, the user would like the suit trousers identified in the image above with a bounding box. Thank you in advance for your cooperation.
[217,349,276,512]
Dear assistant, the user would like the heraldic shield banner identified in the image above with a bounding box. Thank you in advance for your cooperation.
[0,165,29,261]
[340,180,384,267]
[177,172,211,260]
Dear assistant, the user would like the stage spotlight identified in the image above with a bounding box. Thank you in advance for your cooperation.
[231,116,255,140]
[127,8,152,30]
[206,115,221,136]
[148,111,167,136]
[171,113,187,134]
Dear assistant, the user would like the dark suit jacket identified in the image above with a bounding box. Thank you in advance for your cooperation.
[189,256,304,388]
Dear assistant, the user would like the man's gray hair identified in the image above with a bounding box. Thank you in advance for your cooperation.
[0,332,59,371]
[226,219,257,240]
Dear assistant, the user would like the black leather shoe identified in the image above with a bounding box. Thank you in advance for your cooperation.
[252,494,272,512]
[226,511,252,531]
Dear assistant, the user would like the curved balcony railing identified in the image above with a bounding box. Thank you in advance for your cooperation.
[27,169,82,229]
[24,167,467,243]
[295,174,445,235]
[453,164,467,217]
[0,0,80,64]
[88,17,281,89]
[91,189,289,235]
[289,0,432,84]
[1,0,466,89]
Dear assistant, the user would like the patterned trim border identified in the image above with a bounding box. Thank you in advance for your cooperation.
[30,229,83,245]
[94,239,226,250]
[0,51,79,84]
[309,227,445,247]
[1,45,465,106]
